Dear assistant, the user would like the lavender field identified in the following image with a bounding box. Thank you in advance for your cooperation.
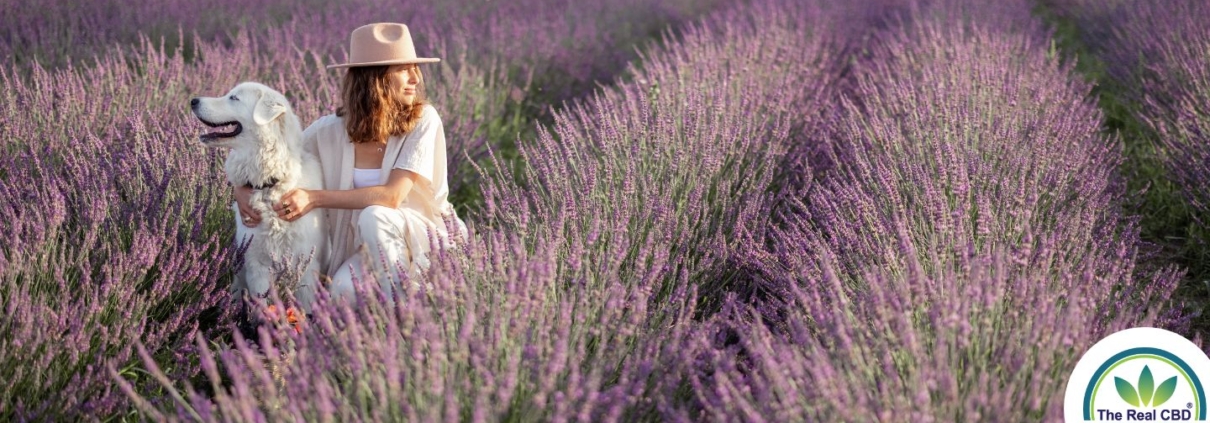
[1,0,1207,421]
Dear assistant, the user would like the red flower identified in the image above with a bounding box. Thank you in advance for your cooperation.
[264,305,304,333]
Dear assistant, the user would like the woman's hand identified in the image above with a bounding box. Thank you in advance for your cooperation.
[275,189,316,222]
[235,185,261,228]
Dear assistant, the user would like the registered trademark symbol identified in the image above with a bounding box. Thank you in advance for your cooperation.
[1188,402,1194,409]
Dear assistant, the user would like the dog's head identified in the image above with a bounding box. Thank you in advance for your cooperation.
[190,82,294,148]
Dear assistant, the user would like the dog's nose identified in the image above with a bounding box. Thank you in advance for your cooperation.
[190,98,199,109]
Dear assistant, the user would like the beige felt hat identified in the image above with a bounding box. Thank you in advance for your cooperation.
[327,23,440,69]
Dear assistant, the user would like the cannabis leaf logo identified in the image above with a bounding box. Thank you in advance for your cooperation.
[1115,365,1179,407]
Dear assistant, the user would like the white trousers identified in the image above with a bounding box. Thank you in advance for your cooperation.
[327,205,466,305]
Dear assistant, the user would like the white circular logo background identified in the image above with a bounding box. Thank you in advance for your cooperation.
[1065,327,1210,422]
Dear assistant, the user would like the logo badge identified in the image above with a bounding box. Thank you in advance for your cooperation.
[1065,327,1210,421]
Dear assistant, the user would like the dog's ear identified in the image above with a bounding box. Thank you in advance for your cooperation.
[253,91,288,125]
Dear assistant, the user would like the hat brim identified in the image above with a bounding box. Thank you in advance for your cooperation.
[327,57,440,69]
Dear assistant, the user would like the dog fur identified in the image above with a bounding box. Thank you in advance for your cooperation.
[191,82,327,312]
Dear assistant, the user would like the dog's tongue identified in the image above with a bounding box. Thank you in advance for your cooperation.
[201,122,240,140]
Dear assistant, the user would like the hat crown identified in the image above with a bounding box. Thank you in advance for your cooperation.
[350,23,415,62]
[329,23,440,68]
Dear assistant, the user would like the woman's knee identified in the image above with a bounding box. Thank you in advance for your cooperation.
[358,205,396,235]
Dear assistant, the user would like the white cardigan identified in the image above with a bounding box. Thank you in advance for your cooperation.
[302,105,463,277]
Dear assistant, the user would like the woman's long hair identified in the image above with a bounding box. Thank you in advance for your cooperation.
[336,65,427,144]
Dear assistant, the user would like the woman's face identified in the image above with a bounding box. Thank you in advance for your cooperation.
[387,64,421,105]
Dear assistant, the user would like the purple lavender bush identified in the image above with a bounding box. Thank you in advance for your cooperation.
[115,229,700,422]
[1040,0,1207,104]
[1131,2,1210,226]
[753,0,1123,310]
[1043,0,1210,262]
[665,1,1187,420]
[0,48,238,420]
[676,243,1180,422]
[478,0,838,303]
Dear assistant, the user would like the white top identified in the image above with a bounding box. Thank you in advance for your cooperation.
[351,167,379,188]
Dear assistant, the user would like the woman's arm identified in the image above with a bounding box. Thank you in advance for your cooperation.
[314,169,417,209]
[274,169,419,222]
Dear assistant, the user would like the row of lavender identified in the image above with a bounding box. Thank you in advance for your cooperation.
[1043,0,1210,186]
[119,0,1188,421]
[0,0,722,420]
[670,0,1185,420]
[1043,0,1210,295]
[116,0,843,420]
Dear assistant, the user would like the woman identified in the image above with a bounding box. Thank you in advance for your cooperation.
[236,22,468,308]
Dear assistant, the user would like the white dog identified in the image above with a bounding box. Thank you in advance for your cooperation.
[191,82,327,313]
